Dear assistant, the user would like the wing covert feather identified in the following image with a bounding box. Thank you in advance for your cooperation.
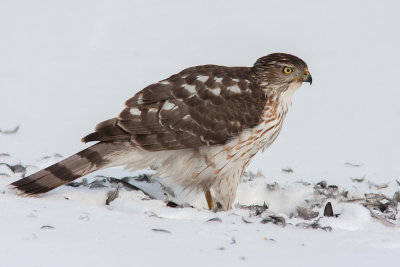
[82,65,267,151]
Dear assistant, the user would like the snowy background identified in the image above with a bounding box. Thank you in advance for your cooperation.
[1,0,400,266]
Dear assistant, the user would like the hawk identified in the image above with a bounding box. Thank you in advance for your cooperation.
[10,53,312,210]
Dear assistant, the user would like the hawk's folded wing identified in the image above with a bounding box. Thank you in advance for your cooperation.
[82,65,267,151]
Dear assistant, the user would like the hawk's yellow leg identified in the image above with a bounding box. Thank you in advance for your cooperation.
[205,190,214,210]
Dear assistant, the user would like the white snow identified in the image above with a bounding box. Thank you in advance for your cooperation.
[1,0,400,266]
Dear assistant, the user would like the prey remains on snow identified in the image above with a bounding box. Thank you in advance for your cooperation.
[10,53,312,210]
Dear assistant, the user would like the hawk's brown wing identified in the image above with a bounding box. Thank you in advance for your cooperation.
[82,65,267,151]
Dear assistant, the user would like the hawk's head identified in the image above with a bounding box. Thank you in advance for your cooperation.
[252,53,312,92]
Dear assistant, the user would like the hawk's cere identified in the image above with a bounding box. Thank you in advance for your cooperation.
[10,53,312,210]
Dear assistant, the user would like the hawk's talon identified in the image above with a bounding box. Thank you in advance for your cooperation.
[212,202,224,213]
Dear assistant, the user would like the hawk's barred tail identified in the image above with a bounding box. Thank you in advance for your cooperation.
[9,142,126,196]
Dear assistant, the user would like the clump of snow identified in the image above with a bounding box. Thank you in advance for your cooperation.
[1,153,400,267]
[320,203,377,231]
[236,179,314,216]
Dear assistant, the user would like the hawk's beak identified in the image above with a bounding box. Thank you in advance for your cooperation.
[303,69,312,85]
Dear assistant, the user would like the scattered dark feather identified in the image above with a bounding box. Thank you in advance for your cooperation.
[351,177,365,183]
[296,222,332,232]
[107,177,155,199]
[345,162,361,167]
[152,228,171,234]
[105,184,119,205]
[316,180,327,189]
[41,225,55,230]
[241,217,254,224]
[0,125,20,135]
[281,168,293,173]
[296,206,319,220]
[206,217,222,223]
[323,202,334,217]
[260,215,286,226]
[0,163,26,174]
[239,203,268,216]
[166,201,180,208]
[134,174,152,183]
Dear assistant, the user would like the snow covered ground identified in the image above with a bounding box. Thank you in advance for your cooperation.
[1,0,400,266]
[1,155,400,267]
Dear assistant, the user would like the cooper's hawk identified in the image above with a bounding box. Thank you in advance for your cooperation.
[10,53,312,210]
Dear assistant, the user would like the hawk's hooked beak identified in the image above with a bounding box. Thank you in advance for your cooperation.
[303,69,312,85]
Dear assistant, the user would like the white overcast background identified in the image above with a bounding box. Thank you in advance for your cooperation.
[1,1,400,266]
[1,0,400,183]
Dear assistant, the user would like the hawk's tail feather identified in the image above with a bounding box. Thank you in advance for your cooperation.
[9,142,127,196]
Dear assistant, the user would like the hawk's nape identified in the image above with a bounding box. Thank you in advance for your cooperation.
[9,142,128,195]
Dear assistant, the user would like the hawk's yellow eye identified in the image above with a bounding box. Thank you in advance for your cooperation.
[283,67,294,74]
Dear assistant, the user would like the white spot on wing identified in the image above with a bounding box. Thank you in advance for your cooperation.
[232,78,240,83]
[161,100,177,111]
[148,108,158,113]
[197,75,209,83]
[182,114,190,120]
[185,84,196,94]
[210,88,221,96]
[215,77,223,83]
[130,108,141,116]
[159,80,170,85]
[227,85,241,94]
[138,94,143,105]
